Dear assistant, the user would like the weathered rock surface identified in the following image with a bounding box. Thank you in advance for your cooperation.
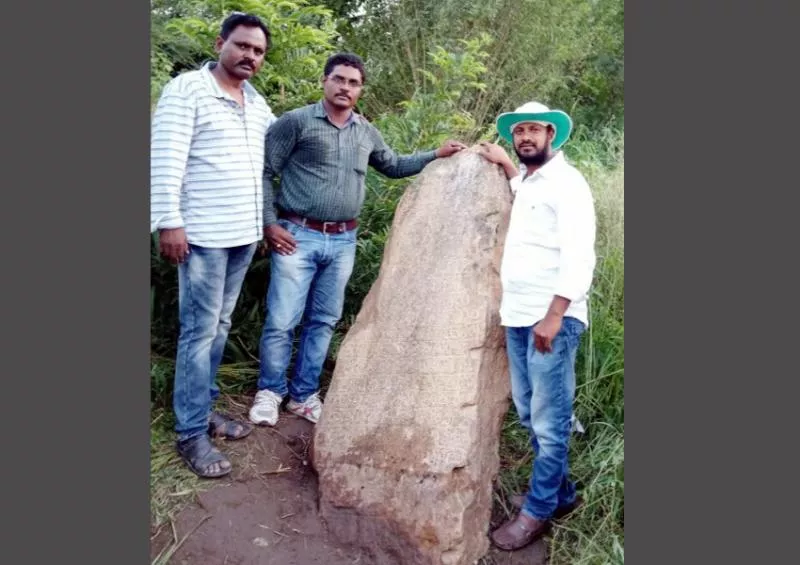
[312,147,514,565]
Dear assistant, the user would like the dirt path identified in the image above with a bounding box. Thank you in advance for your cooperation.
[150,413,547,565]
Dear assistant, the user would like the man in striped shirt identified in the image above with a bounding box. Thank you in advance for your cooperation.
[248,52,466,427]
[150,12,276,478]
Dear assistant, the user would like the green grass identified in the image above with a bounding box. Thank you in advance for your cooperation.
[559,146,624,565]
[150,408,199,530]
[150,357,261,530]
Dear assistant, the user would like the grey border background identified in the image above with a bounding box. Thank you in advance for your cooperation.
[627,1,798,564]
[5,0,797,563]
[4,1,151,563]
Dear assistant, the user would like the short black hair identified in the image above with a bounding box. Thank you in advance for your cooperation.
[220,12,271,50]
[324,52,366,84]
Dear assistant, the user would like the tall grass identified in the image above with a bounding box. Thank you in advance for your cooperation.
[556,150,624,564]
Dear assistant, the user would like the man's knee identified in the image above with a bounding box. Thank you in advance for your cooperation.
[530,412,571,453]
[264,314,301,334]
[306,306,341,328]
[265,291,307,333]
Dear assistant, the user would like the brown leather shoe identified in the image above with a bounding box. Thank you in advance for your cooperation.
[509,494,583,520]
[491,512,550,551]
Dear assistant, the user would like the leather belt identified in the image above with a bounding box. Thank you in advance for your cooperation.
[278,211,358,234]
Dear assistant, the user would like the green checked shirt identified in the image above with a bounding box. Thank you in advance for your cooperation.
[262,100,437,225]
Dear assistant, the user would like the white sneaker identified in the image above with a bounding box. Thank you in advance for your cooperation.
[286,393,323,424]
[249,389,284,426]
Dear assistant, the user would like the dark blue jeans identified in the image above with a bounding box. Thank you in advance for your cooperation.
[257,219,357,402]
[173,242,257,442]
[505,317,586,520]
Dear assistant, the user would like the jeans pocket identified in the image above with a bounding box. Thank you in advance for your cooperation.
[343,228,359,244]
[563,317,586,346]
[278,218,300,236]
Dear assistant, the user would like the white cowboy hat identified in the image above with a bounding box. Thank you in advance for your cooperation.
[495,101,573,150]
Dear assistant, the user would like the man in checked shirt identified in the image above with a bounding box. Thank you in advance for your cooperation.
[248,52,466,427]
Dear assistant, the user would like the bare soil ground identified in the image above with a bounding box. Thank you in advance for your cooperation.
[150,409,547,565]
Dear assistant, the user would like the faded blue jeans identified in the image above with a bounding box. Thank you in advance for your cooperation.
[173,242,257,442]
[505,316,586,521]
[257,219,357,402]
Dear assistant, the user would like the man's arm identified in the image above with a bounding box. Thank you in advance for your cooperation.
[477,142,520,180]
[262,112,298,226]
[262,112,301,255]
[150,78,195,263]
[367,126,465,178]
[534,177,597,352]
[554,177,597,306]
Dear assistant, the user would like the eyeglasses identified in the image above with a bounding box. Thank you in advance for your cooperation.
[328,75,363,89]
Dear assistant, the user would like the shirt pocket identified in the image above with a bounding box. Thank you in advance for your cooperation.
[523,191,559,245]
[299,132,336,165]
[354,141,371,175]
[196,98,246,154]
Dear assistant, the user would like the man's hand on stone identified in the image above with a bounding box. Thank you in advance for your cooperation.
[477,142,520,180]
[435,140,467,158]
[264,224,297,255]
[477,142,511,166]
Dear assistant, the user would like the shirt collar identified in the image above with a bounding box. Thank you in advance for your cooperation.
[315,99,360,127]
[519,150,567,181]
[200,61,258,103]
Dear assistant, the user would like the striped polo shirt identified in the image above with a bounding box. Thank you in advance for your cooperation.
[150,61,276,248]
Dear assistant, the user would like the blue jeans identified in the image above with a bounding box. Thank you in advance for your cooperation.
[505,317,586,520]
[173,242,257,442]
[258,219,357,402]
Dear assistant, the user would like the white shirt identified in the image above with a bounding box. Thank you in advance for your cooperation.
[150,62,276,248]
[499,151,597,328]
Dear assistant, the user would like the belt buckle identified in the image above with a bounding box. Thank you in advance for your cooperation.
[322,221,341,234]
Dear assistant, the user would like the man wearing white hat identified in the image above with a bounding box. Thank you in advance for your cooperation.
[477,102,597,550]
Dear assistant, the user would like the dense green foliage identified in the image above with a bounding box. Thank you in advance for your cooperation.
[151,0,340,114]
[150,1,623,562]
